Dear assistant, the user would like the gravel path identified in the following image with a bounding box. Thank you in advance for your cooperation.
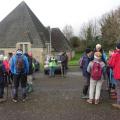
[0,66,120,120]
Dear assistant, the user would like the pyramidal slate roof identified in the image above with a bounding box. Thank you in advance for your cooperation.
[0,1,49,48]
[51,28,72,52]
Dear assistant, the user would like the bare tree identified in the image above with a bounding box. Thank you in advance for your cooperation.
[79,19,100,48]
[100,10,120,49]
[62,25,74,41]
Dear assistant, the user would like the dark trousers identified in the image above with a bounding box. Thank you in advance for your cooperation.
[61,64,66,76]
[83,76,90,96]
[49,67,55,77]
[13,74,27,99]
[0,79,5,98]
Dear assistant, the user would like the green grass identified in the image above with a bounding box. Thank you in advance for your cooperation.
[68,52,83,66]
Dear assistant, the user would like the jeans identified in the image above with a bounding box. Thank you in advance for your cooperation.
[49,67,55,77]
[13,74,27,99]
[83,76,90,96]
[109,69,117,86]
[89,78,104,100]
[61,64,66,76]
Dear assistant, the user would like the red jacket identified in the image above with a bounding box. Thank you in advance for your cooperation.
[3,60,10,74]
[108,50,120,80]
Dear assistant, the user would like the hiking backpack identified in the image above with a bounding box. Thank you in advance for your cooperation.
[79,56,84,68]
[16,55,24,73]
[91,61,102,80]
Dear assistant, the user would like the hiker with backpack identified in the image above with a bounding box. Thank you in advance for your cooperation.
[92,44,107,87]
[80,48,92,99]
[107,49,117,99]
[3,56,11,85]
[0,55,6,102]
[8,53,14,82]
[24,52,34,93]
[87,52,105,104]
[10,49,29,102]
[108,43,120,109]
[60,52,68,77]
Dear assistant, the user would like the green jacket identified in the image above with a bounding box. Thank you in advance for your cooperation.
[49,59,57,67]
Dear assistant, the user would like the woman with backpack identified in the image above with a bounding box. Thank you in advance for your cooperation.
[108,43,120,109]
[0,55,6,102]
[80,48,92,99]
[87,52,105,104]
[24,52,34,93]
[3,56,10,85]
[107,50,117,99]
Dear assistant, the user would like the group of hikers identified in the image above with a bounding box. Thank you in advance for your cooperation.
[46,52,68,77]
[0,49,35,103]
[80,43,120,109]
[0,49,69,103]
[1,43,120,110]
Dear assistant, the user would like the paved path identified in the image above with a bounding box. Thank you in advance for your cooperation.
[0,66,120,120]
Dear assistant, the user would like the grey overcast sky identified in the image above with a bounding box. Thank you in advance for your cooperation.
[0,0,120,35]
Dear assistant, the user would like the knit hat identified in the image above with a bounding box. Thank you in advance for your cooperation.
[94,52,102,59]
[116,43,120,49]
[96,44,101,49]
[16,49,23,55]
[85,48,91,54]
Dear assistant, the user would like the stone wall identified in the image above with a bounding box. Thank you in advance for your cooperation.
[0,48,16,55]
[31,48,46,64]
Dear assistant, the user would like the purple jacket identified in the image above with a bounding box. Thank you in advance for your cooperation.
[81,54,91,78]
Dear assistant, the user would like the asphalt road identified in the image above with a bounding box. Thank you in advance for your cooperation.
[0,66,120,120]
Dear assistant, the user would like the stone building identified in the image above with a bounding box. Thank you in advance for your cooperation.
[0,1,73,63]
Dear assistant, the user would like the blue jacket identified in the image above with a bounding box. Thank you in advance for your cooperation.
[81,54,91,78]
[10,54,29,75]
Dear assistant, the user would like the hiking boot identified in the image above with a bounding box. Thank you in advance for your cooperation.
[87,99,93,104]
[12,99,18,103]
[95,99,99,105]
[81,95,89,99]
[112,104,120,109]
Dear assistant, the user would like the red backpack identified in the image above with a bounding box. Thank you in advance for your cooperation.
[91,61,102,80]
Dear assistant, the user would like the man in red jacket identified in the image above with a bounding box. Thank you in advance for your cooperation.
[108,43,120,109]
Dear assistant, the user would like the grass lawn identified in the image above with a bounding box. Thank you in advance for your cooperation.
[68,52,83,66]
